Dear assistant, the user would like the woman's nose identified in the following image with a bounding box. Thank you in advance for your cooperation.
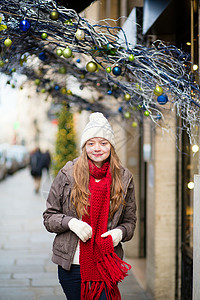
[94,143,101,150]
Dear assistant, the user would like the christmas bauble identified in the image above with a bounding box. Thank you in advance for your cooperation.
[41,88,46,93]
[157,94,168,105]
[67,89,72,95]
[20,19,31,32]
[0,60,5,67]
[156,114,162,120]
[118,106,123,113]
[124,93,131,101]
[80,74,85,79]
[132,121,138,128]
[65,19,73,25]
[106,67,111,73]
[61,87,67,94]
[54,85,60,91]
[58,66,67,74]
[128,54,135,62]
[41,32,48,40]
[56,48,63,56]
[50,10,59,20]
[153,85,163,96]
[107,90,112,95]
[4,38,12,47]
[112,66,122,76]
[76,58,81,63]
[144,110,150,117]
[62,47,72,58]
[38,52,47,61]
[75,29,85,40]
[124,111,131,119]
[86,61,97,72]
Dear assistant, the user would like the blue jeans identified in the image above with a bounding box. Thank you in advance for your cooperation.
[58,265,107,300]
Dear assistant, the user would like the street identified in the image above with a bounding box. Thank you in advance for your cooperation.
[0,168,149,300]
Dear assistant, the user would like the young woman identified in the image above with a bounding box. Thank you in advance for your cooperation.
[43,112,137,300]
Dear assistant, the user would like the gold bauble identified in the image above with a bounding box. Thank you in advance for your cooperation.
[124,93,131,101]
[50,10,59,21]
[153,85,163,96]
[86,61,98,72]
[75,29,85,40]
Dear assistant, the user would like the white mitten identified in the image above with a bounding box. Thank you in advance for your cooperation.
[68,218,92,242]
[101,228,123,247]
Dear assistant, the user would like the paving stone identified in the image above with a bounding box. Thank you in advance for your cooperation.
[0,265,44,274]
[13,272,56,280]
[0,278,29,287]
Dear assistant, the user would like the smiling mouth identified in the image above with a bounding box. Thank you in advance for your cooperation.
[93,154,103,157]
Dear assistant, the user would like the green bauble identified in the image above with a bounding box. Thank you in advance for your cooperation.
[34,79,41,86]
[56,48,63,56]
[144,110,150,117]
[86,61,98,72]
[41,88,46,93]
[124,111,131,119]
[50,10,59,20]
[58,66,67,74]
[0,60,5,67]
[128,54,135,62]
[153,85,163,96]
[132,121,138,128]
[67,89,72,95]
[61,87,67,94]
[4,38,12,47]
[62,47,72,58]
[124,93,131,101]
[106,67,111,73]
[41,32,48,40]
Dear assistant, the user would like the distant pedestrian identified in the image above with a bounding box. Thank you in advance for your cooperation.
[30,147,44,193]
[42,150,51,173]
[43,112,137,300]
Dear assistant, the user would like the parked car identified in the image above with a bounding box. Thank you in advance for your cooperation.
[7,145,30,169]
[5,152,19,175]
[0,150,7,180]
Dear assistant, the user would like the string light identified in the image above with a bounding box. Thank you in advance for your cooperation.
[192,144,199,153]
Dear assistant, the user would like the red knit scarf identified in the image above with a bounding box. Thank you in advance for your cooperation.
[80,160,131,300]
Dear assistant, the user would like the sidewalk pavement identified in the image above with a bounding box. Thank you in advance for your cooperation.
[0,168,150,300]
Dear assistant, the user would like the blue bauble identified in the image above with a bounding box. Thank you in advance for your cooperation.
[20,19,31,32]
[157,94,168,105]
[107,90,112,95]
[118,106,123,113]
[39,52,47,61]
[112,66,122,76]
[156,113,162,120]
[76,59,81,63]
[54,85,60,91]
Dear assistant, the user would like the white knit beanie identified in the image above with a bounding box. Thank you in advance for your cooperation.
[80,112,115,149]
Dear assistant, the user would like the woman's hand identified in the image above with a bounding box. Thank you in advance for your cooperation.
[101,229,122,247]
[68,218,92,242]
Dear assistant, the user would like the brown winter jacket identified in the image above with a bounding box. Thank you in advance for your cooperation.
[43,158,137,271]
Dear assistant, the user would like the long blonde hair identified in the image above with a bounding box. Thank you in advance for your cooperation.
[70,145,125,218]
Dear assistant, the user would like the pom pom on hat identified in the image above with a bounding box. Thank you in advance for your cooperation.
[80,112,115,149]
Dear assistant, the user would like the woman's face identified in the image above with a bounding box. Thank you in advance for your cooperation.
[85,137,111,168]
